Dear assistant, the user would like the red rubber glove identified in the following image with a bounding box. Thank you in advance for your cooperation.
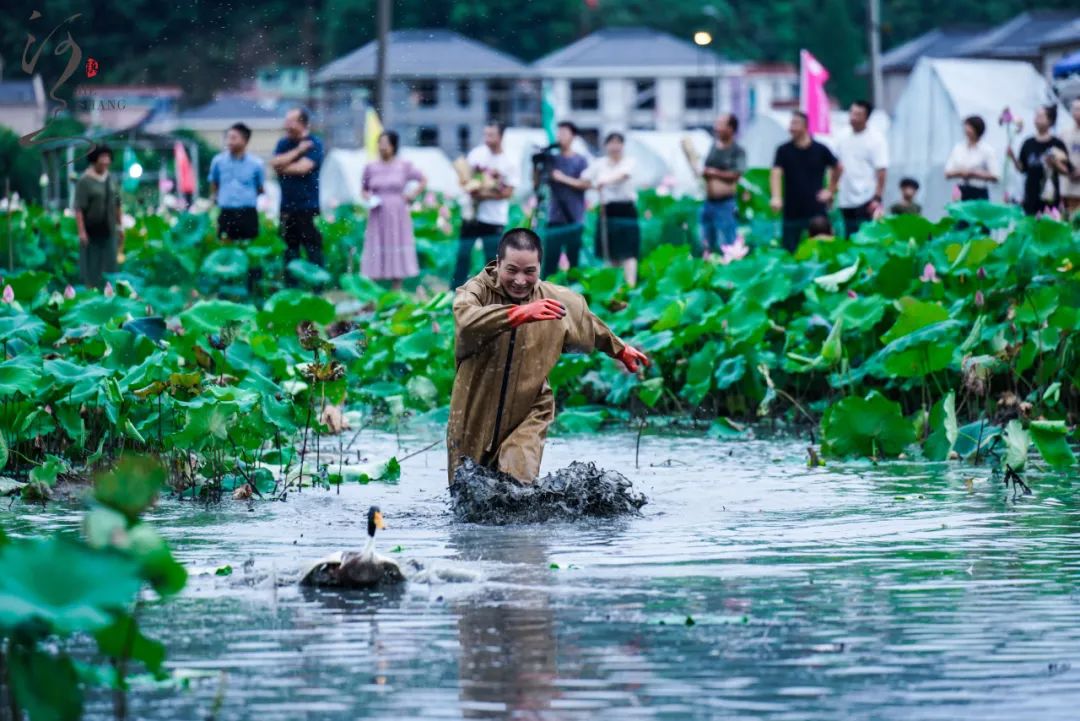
[507,298,567,328]
[617,346,651,373]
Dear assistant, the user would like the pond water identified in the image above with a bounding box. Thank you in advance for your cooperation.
[15,430,1080,720]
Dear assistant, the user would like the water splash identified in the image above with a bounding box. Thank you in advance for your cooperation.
[449,458,647,524]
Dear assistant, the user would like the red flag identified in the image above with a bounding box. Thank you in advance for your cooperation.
[174,141,196,195]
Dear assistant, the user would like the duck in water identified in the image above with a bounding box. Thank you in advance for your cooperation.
[299,506,405,588]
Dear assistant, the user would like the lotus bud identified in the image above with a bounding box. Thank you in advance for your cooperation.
[2,285,13,304]
[103,281,114,297]
[975,290,985,307]
[64,284,76,299]
[977,266,986,280]
[847,289,857,299]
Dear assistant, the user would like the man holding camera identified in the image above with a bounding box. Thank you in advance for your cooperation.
[539,121,589,278]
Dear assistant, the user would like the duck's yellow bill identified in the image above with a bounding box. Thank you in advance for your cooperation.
[374,511,386,529]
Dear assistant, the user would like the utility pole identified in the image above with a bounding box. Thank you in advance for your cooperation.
[374,0,391,120]
[867,0,884,109]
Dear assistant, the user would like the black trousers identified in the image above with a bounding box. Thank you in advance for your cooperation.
[841,201,874,238]
[280,209,324,286]
[958,185,990,202]
[217,207,259,241]
[780,218,811,253]
[541,222,583,278]
[453,220,503,289]
[218,207,260,292]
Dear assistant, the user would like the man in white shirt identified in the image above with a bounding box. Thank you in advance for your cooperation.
[836,100,888,237]
[453,123,519,289]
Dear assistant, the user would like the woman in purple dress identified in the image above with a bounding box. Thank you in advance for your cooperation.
[361,130,427,289]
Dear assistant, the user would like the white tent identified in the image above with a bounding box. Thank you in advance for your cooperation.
[319,147,463,212]
[743,109,891,168]
[464,128,711,202]
[889,58,1053,219]
[628,130,712,197]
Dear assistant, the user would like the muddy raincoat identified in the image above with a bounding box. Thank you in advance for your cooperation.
[447,262,626,483]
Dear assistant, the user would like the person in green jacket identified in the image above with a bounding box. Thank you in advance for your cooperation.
[74,144,123,289]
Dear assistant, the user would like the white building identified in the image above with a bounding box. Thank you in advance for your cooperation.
[532,27,749,146]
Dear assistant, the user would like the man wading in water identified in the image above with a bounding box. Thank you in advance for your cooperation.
[447,228,649,484]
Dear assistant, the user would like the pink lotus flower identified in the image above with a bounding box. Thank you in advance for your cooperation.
[1,285,13,304]
[847,289,857,299]
[951,185,962,202]
[424,191,437,207]
[719,235,749,265]
[64,284,75,299]
[438,204,450,220]
[103,281,114,298]
[919,263,939,283]
[1046,206,1062,222]
[975,290,985,307]
[998,107,1013,126]
[44,405,52,415]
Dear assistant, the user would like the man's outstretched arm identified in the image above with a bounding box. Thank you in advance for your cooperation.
[453,287,566,361]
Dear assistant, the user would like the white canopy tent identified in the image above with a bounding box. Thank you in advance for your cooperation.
[742,109,891,169]
[629,130,712,198]
[889,58,1053,219]
[448,127,713,203]
[319,147,463,212]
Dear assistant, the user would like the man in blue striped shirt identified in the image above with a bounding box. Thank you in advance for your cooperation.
[208,122,265,291]
[208,122,264,240]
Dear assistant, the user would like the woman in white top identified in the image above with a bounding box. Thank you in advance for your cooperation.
[586,132,640,287]
[944,115,999,202]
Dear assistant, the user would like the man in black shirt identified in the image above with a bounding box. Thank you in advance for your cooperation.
[770,111,840,252]
[1007,105,1071,216]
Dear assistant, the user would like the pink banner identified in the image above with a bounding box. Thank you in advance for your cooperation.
[800,49,830,135]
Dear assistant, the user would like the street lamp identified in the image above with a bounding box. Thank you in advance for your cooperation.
[693,31,713,46]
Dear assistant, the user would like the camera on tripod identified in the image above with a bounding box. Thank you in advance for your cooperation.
[530,143,560,188]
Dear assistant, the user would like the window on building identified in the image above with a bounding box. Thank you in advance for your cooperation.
[412,79,438,107]
[570,80,599,111]
[457,125,470,153]
[634,80,656,110]
[684,79,714,110]
[418,126,439,147]
[578,127,600,150]
[486,79,511,123]
[457,80,471,108]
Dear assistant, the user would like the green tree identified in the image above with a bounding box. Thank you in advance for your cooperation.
[804,0,865,105]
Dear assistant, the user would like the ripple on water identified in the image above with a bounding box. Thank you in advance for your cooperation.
[24,430,1080,720]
